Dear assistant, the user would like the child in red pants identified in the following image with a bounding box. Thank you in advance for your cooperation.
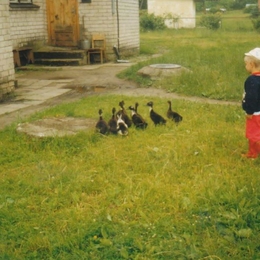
[242,48,260,158]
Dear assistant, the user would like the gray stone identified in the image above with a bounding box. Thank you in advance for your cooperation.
[17,117,96,137]
[137,63,190,80]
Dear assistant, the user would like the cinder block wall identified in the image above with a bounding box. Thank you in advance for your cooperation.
[79,0,139,60]
[9,0,47,49]
[0,0,15,101]
[117,0,140,55]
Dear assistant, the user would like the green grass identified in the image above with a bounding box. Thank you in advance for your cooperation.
[2,10,260,259]
[1,95,260,259]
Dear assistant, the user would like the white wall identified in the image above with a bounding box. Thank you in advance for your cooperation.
[78,0,139,58]
[0,0,15,100]
[118,0,140,54]
[148,0,196,28]
[9,0,47,49]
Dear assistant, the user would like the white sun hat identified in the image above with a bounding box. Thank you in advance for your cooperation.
[245,47,260,60]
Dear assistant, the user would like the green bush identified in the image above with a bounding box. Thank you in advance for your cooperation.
[244,5,258,14]
[140,12,166,32]
[199,13,222,30]
[249,6,260,18]
[252,17,260,32]
[208,7,219,14]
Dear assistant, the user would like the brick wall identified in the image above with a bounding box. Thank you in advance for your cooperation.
[79,0,139,60]
[9,0,47,49]
[5,0,139,64]
[117,0,140,54]
[0,0,15,101]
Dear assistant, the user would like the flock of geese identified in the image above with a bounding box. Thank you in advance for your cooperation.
[95,100,183,135]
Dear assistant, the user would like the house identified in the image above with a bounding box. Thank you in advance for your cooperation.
[0,1,15,101]
[148,0,199,29]
[0,0,140,101]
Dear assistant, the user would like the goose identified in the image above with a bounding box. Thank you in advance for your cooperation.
[129,104,148,129]
[146,101,166,126]
[116,100,132,128]
[108,107,118,134]
[95,109,109,135]
[117,113,128,135]
[167,100,183,124]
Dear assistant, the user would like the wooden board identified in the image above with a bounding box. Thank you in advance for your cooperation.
[46,0,79,47]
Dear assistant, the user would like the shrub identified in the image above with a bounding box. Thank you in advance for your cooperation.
[248,6,260,18]
[252,17,260,32]
[208,7,219,14]
[140,12,166,32]
[199,13,222,30]
[244,5,258,14]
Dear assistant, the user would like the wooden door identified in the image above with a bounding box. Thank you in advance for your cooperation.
[46,0,79,47]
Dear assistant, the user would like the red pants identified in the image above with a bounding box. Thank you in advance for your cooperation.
[246,114,260,142]
[245,115,260,157]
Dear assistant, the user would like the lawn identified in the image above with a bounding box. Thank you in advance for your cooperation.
[1,11,260,260]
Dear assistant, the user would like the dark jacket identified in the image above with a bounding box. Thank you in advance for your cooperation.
[242,74,260,114]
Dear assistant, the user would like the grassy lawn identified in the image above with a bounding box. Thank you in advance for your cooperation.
[1,11,260,260]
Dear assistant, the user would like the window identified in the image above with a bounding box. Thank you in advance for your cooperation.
[9,0,39,10]
[10,0,33,3]
[82,0,91,3]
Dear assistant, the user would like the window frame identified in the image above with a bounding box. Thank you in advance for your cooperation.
[10,0,33,3]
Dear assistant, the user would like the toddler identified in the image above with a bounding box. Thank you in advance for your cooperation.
[242,47,260,158]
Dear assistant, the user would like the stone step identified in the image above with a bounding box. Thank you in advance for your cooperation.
[34,50,86,59]
[33,50,87,66]
[34,58,86,66]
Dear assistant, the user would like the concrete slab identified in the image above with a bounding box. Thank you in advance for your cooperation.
[0,79,72,116]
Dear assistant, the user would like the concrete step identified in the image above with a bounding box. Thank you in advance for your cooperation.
[34,58,86,66]
[33,50,87,66]
[34,50,86,59]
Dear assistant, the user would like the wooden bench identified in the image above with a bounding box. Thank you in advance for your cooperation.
[13,47,34,67]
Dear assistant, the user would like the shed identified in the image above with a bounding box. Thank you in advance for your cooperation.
[148,0,198,28]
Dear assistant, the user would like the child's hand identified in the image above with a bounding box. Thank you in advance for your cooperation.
[246,114,253,119]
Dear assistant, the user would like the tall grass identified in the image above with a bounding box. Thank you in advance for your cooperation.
[119,11,260,101]
[1,10,260,259]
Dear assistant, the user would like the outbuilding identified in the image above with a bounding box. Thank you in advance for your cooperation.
[148,0,200,28]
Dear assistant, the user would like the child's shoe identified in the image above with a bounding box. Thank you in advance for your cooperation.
[242,140,259,159]
[241,152,258,159]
